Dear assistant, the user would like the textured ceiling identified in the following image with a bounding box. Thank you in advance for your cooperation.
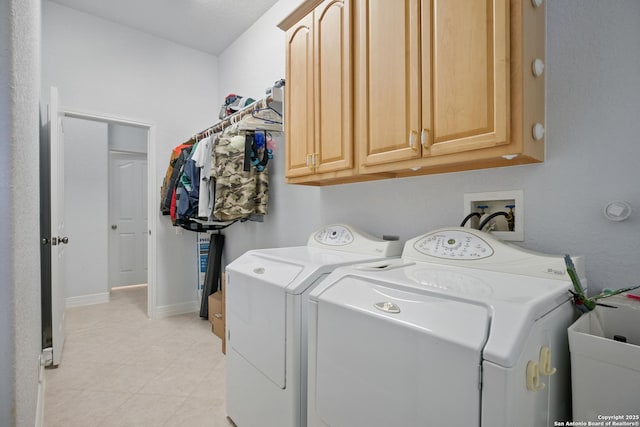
[49,0,281,55]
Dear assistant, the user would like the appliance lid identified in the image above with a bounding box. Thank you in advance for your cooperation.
[226,246,398,295]
[225,224,402,295]
[317,275,490,352]
[311,261,572,368]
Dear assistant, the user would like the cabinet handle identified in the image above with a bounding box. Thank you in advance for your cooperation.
[306,154,311,167]
[421,129,431,148]
[312,153,318,166]
[409,131,419,151]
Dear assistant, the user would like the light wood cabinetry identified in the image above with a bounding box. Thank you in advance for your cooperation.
[356,0,423,167]
[283,12,314,178]
[279,0,355,184]
[280,0,545,185]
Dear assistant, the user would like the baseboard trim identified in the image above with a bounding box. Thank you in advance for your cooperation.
[65,292,110,308]
[155,301,199,319]
[35,359,45,427]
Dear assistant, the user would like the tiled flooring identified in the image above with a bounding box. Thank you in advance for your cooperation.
[44,285,233,427]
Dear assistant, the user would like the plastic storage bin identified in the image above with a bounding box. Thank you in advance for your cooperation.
[568,295,640,422]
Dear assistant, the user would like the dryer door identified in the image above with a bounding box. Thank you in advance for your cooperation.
[226,254,303,388]
[313,277,490,427]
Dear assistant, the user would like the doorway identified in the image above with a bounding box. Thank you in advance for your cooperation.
[61,110,156,318]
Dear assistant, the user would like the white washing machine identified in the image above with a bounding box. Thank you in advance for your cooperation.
[307,227,585,427]
[225,224,403,427]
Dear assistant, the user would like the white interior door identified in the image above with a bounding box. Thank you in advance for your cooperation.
[109,152,148,287]
[49,87,67,366]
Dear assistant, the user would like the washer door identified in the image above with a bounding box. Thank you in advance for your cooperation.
[313,277,490,427]
[227,255,303,388]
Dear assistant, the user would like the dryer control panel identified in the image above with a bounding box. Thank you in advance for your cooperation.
[413,230,494,260]
[308,224,403,257]
[313,225,354,246]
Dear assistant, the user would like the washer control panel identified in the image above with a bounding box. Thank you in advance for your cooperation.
[413,230,494,260]
[403,227,583,280]
[313,225,354,246]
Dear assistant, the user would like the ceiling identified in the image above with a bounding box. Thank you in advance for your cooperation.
[49,0,281,56]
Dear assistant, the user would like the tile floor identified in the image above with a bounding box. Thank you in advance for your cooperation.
[44,285,234,427]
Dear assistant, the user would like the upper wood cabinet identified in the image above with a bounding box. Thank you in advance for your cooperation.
[283,12,315,178]
[360,0,509,167]
[356,0,423,168]
[280,0,354,184]
[280,0,545,184]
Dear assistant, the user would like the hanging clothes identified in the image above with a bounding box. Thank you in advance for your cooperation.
[159,91,283,229]
[192,134,215,219]
[160,140,195,215]
[176,141,201,222]
[211,125,269,221]
[161,144,193,216]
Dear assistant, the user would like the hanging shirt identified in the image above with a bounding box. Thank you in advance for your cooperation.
[212,127,269,221]
[192,135,215,219]
[160,140,194,214]
[162,145,192,215]
[176,141,200,220]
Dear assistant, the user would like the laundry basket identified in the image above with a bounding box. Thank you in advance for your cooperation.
[568,296,640,422]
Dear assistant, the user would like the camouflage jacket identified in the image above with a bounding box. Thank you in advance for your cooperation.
[212,128,268,221]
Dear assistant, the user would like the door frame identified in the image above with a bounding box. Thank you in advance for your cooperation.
[63,109,158,319]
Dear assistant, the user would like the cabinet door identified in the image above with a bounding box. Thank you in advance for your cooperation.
[314,0,352,174]
[424,0,509,157]
[285,13,315,178]
[357,0,423,167]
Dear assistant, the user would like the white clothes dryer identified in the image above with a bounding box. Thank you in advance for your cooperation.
[225,224,403,427]
[307,227,585,427]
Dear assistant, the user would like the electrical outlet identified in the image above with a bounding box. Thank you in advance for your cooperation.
[463,190,524,241]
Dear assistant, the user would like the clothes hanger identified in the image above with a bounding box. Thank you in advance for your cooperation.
[250,106,282,125]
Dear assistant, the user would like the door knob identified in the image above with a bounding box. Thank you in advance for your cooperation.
[111,225,118,230]
[60,236,69,244]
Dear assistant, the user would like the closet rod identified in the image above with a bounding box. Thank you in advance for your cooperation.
[193,95,274,141]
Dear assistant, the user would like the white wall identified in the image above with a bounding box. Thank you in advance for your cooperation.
[216,0,319,265]
[63,117,109,302]
[108,123,147,153]
[218,0,640,295]
[0,0,42,425]
[0,1,13,422]
[42,1,220,311]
